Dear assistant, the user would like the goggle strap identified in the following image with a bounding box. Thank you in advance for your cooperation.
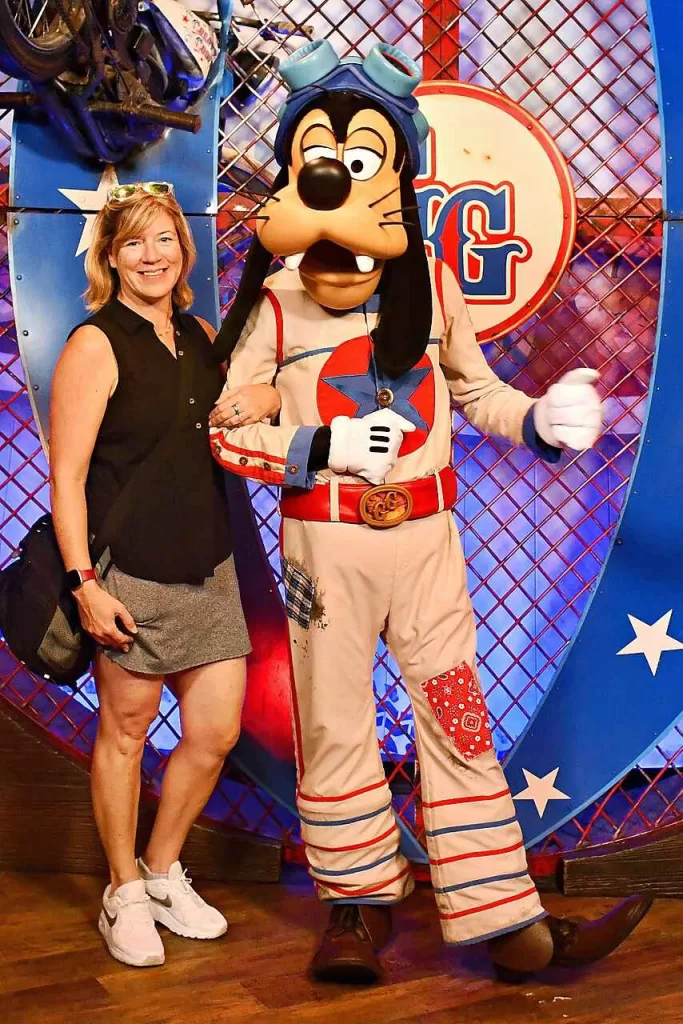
[279,40,422,100]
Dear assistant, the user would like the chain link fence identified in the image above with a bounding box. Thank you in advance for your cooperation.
[0,0,679,868]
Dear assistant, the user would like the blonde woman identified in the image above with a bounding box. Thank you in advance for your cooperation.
[49,182,280,968]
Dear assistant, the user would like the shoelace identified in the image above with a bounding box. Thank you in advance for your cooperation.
[326,905,368,941]
[174,869,206,906]
[113,892,154,925]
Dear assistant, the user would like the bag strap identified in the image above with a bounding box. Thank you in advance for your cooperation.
[90,314,193,573]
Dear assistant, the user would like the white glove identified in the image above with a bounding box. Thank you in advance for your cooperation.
[533,368,603,451]
[329,409,416,486]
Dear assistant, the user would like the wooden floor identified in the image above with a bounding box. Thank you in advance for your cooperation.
[0,867,681,1024]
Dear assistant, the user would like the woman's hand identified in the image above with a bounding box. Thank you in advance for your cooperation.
[209,384,282,429]
[73,581,138,651]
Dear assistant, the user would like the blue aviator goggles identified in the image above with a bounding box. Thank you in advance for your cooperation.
[274,40,429,173]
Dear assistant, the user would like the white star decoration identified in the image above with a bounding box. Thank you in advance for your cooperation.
[58,166,121,257]
[513,767,570,818]
[616,610,683,676]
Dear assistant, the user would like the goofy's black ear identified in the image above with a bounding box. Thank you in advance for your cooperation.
[213,168,288,363]
[372,168,432,380]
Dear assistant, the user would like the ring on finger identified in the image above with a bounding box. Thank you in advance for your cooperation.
[232,404,241,418]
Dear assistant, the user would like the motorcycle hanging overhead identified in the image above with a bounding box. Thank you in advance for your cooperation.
[0,0,231,163]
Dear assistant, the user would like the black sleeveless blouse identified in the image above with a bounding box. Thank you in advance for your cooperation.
[81,298,232,584]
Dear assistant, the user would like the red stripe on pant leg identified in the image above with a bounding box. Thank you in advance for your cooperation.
[439,886,538,921]
[288,646,305,779]
[298,779,388,803]
[422,788,510,809]
[305,824,399,854]
[313,865,411,897]
[280,519,305,778]
[287,644,305,779]
[430,840,524,867]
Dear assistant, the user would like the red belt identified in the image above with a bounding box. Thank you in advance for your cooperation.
[280,467,457,529]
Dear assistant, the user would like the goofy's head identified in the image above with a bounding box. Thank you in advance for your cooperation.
[220,41,433,379]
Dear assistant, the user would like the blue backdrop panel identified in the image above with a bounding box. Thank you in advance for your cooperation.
[10,86,221,216]
[503,0,683,847]
[9,211,218,442]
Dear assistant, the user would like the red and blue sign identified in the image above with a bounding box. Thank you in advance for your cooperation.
[415,81,576,342]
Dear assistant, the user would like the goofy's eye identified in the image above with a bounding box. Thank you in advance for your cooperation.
[303,145,337,164]
[343,147,383,181]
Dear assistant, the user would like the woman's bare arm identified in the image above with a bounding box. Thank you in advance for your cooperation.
[49,326,135,647]
[195,315,217,343]
[49,325,116,570]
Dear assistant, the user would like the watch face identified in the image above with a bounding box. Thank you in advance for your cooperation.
[65,569,82,591]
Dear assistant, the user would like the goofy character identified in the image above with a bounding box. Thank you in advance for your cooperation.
[210,40,651,982]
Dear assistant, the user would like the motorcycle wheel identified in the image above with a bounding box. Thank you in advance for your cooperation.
[0,0,85,80]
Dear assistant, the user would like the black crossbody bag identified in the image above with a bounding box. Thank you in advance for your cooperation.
[0,441,168,686]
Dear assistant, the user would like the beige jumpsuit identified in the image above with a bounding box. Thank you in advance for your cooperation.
[211,258,549,944]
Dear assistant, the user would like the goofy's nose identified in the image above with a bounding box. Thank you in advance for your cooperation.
[297,157,352,211]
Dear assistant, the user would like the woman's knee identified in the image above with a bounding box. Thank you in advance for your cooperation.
[95,658,163,757]
[98,704,158,756]
[183,721,241,763]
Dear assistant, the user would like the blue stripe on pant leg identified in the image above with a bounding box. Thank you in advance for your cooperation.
[310,849,399,877]
[299,801,393,828]
[433,869,530,895]
[426,815,518,838]
[445,911,549,947]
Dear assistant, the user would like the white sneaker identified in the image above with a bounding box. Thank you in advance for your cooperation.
[98,879,165,967]
[138,859,228,940]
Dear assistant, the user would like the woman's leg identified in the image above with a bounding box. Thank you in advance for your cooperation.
[142,657,246,871]
[92,651,164,890]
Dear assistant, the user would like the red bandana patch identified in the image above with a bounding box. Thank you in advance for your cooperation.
[421,662,493,761]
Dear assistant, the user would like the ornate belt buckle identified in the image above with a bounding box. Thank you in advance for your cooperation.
[359,485,413,528]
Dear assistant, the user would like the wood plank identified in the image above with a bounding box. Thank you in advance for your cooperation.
[1,978,116,1024]
[561,820,683,897]
[0,869,680,1023]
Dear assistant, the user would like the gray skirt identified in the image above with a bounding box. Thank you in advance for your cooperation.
[98,554,251,676]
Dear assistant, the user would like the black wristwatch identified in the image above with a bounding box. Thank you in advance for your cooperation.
[66,568,98,591]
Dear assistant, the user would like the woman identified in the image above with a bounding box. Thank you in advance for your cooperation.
[49,182,280,968]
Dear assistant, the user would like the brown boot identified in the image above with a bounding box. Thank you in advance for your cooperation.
[547,895,653,967]
[310,904,393,983]
[490,895,653,982]
[488,920,555,982]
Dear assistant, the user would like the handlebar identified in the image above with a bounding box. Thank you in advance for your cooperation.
[0,93,38,109]
[87,101,202,133]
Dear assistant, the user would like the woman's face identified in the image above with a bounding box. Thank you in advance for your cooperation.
[109,211,184,304]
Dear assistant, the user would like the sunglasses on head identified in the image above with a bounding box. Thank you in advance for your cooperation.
[107,181,175,202]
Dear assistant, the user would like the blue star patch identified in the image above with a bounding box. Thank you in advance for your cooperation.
[321,352,431,431]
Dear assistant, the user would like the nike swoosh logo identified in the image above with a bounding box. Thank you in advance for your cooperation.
[103,906,117,928]
[150,894,173,908]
